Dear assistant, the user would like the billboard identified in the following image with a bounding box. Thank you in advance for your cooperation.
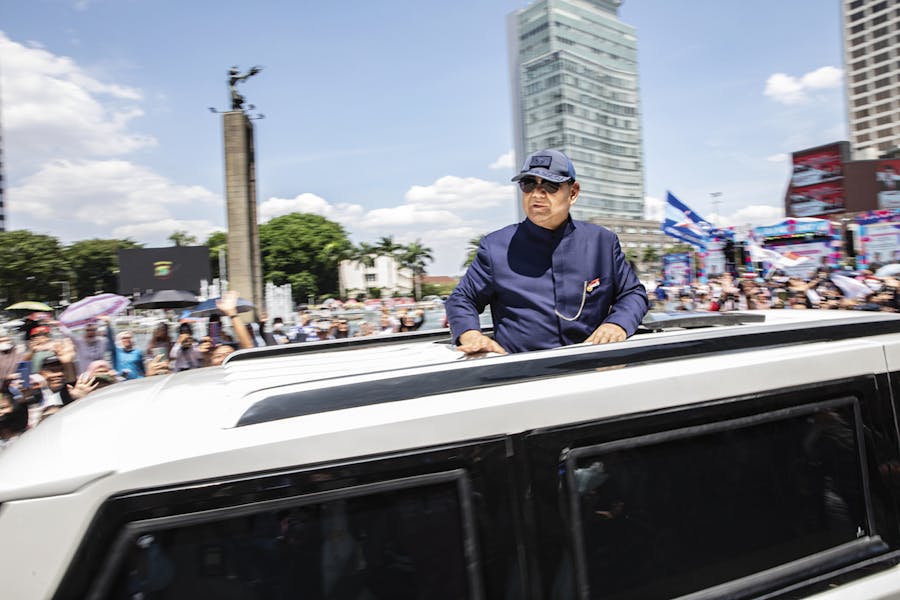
[787,143,846,217]
[663,253,692,287]
[877,159,900,209]
[861,221,900,266]
[118,246,210,295]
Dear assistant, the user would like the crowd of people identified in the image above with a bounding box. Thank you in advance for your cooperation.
[0,294,429,448]
[653,267,900,313]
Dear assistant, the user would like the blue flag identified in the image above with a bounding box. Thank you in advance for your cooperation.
[661,191,713,248]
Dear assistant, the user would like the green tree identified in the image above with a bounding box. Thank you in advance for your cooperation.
[0,230,71,304]
[665,243,693,255]
[259,213,352,302]
[65,238,142,298]
[641,246,659,265]
[398,240,434,301]
[462,235,484,269]
[168,230,198,247]
[205,231,228,279]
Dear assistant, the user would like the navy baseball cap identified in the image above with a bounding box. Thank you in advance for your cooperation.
[511,149,576,183]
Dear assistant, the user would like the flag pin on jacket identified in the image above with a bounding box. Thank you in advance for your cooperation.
[586,278,601,293]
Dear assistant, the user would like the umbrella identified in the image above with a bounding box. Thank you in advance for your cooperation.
[58,293,131,328]
[6,301,53,312]
[132,290,198,309]
[187,296,254,318]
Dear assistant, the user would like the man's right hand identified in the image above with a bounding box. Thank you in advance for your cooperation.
[456,330,507,355]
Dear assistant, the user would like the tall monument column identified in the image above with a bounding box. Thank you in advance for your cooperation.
[221,65,264,315]
[223,110,263,313]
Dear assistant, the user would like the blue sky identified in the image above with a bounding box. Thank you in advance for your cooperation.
[1,0,846,276]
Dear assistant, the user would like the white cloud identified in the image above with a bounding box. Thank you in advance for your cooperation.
[0,31,153,173]
[764,66,843,105]
[489,150,515,170]
[719,204,784,229]
[259,193,365,226]
[405,176,515,210]
[10,159,218,223]
[766,153,789,163]
[360,205,463,228]
[8,159,222,242]
[801,66,843,89]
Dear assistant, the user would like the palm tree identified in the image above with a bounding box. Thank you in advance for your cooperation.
[352,242,377,268]
[375,236,402,258]
[462,235,485,269]
[398,240,434,301]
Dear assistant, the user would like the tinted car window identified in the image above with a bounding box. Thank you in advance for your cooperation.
[567,399,872,600]
[101,478,475,599]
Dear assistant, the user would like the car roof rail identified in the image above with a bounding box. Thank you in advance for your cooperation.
[225,327,494,364]
[638,311,766,333]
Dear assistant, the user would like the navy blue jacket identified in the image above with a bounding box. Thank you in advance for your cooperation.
[446,217,649,353]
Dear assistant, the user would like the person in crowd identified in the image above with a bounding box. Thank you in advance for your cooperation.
[100,317,145,380]
[0,329,22,382]
[35,354,97,408]
[84,360,120,389]
[146,322,173,361]
[145,354,171,377]
[59,320,109,374]
[270,317,291,344]
[169,323,203,372]
[332,319,350,339]
[355,322,375,337]
[291,312,319,343]
[446,149,648,354]
[0,390,29,450]
[377,314,398,335]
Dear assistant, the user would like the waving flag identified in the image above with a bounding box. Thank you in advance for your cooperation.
[661,192,713,248]
[745,238,811,269]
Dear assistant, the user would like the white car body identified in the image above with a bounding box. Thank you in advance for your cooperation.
[3,310,900,599]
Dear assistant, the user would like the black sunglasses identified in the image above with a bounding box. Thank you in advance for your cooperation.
[518,177,570,194]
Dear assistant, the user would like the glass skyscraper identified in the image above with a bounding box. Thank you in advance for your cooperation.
[508,0,644,222]
[842,0,900,159]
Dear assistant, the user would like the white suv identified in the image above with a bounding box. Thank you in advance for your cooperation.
[2,310,900,599]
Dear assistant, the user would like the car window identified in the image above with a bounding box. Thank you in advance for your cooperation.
[95,474,479,599]
[566,398,874,599]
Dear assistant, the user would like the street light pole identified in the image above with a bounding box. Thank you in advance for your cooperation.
[710,192,723,224]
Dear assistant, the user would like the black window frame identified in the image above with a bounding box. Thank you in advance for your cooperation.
[563,396,883,600]
[86,469,484,600]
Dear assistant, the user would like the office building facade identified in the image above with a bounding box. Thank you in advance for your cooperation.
[508,0,644,222]
[842,0,900,159]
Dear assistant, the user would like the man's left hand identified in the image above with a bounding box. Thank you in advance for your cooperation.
[585,323,627,345]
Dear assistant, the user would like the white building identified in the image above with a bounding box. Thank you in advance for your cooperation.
[842,0,900,159]
[338,256,413,299]
[508,0,644,222]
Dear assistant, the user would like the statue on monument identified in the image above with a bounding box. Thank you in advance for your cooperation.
[228,65,263,111]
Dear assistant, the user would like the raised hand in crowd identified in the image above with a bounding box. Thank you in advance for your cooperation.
[67,373,98,400]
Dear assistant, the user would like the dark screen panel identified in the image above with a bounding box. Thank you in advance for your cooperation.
[117,246,210,295]
[568,400,870,600]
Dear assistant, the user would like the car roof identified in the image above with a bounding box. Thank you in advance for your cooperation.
[1,309,899,502]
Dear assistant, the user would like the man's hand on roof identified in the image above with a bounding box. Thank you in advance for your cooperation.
[584,323,626,345]
[456,330,507,356]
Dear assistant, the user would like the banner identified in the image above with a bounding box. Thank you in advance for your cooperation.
[661,192,712,248]
[877,159,900,209]
[663,252,692,286]
[787,143,846,218]
[855,209,900,269]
